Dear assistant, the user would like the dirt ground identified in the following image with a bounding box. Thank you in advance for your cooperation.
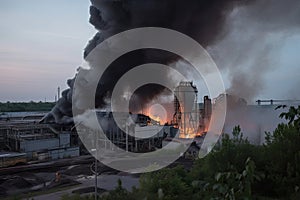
[0,156,118,199]
[0,156,192,199]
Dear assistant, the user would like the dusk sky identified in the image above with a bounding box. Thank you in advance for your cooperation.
[0,0,95,102]
[0,0,299,104]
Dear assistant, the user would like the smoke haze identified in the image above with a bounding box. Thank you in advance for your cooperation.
[209,0,300,101]
[43,0,300,124]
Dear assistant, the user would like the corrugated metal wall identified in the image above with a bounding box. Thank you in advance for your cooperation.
[59,133,70,147]
[20,138,59,152]
[49,147,79,159]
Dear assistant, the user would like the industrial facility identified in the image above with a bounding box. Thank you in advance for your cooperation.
[1,81,299,168]
[72,81,213,160]
[172,81,212,138]
[0,114,80,167]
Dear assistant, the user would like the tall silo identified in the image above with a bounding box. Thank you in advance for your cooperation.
[173,81,199,138]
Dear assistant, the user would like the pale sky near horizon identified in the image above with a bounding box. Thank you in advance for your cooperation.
[0,0,299,104]
[0,0,95,102]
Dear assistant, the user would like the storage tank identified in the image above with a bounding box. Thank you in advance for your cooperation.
[173,81,199,138]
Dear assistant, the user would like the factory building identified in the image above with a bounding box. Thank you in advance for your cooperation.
[0,114,79,164]
[173,81,200,138]
[214,94,300,145]
[172,81,213,138]
[198,95,212,134]
[79,111,178,153]
[1,82,298,167]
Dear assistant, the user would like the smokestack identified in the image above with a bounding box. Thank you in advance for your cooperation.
[43,0,300,124]
[82,0,255,116]
[204,96,212,119]
[57,87,60,100]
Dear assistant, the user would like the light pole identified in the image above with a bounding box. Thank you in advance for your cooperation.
[91,130,99,200]
[90,148,98,200]
[95,148,97,200]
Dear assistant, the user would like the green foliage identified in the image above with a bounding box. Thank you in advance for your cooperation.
[59,106,300,199]
[188,126,266,199]
[190,126,263,181]
[212,158,263,199]
[260,106,300,198]
[191,157,264,200]
[138,165,191,200]
[264,123,300,197]
[0,101,55,112]
[278,105,300,130]
[231,125,248,144]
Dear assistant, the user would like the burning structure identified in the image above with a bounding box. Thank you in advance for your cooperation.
[173,81,199,138]
[1,0,300,171]
[172,81,212,138]
[32,0,300,157]
[41,0,256,125]
[42,0,300,138]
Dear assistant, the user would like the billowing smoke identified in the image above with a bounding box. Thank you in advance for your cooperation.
[43,0,300,125]
[84,0,251,57]
[208,0,300,101]
[216,94,286,144]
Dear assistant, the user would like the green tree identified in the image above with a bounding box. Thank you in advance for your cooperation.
[263,105,300,198]
[58,106,300,199]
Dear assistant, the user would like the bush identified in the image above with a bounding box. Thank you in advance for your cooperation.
[60,106,300,199]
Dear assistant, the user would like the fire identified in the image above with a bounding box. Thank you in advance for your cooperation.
[179,127,204,138]
[149,115,161,124]
[178,117,209,138]
[145,103,168,125]
[179,127,194,138]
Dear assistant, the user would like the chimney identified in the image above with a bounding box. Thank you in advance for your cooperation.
[57,87,60,100]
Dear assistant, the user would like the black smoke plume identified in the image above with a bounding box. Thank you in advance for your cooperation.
[42,0,300,124]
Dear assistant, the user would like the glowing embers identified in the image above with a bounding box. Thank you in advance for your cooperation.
[173,82,200,139]
[145,103,167,125]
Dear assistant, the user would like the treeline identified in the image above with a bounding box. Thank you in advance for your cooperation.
[62,106,300,200]
[0,101,55,112]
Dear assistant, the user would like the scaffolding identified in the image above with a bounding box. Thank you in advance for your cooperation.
[256,99,300,105]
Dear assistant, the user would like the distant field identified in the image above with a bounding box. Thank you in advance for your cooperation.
[0,102,56,112]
